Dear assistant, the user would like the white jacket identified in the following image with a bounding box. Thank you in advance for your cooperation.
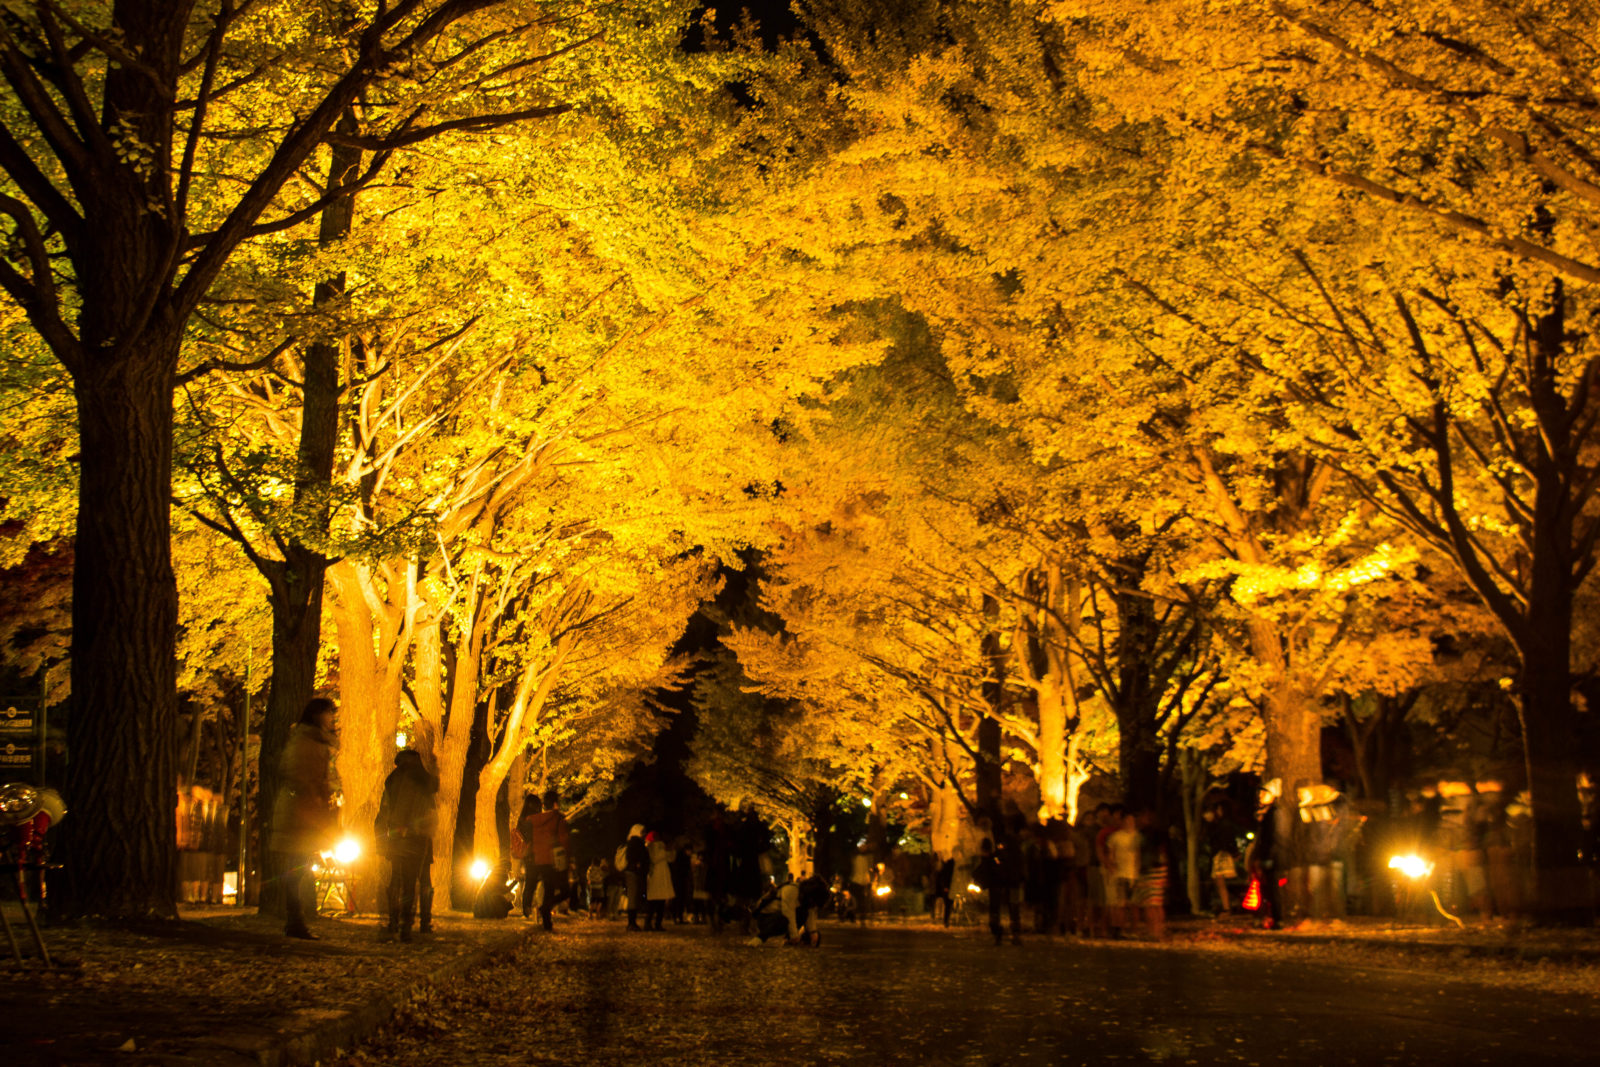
[647,840,675,901]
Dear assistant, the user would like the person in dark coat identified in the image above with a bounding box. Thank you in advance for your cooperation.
[705,812,732,932]
[269,698,339,940]
[931,854,957,927]
[670,838,693,923]
[516,790,571,930]
[375,748,439,941]
[623,824,649,931]
[974,835,1022,946]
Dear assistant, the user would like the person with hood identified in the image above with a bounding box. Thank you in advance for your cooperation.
[375,748,438,942]
[622,824,649,931]
[516,789,571,930]
[646,830,674,930]
[269,697,340,940]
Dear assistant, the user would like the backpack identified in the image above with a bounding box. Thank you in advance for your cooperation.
[614,843,629,871]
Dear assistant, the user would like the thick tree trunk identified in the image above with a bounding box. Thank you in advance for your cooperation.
[59,348,181,918]
[1261,678,1322,919]
[473,754,515,869]
[449,693,492,908]
[1518,614,1592,921]
[414,607,482,901]
[1034,677,1068,818]
[328,561,409,861]
[1113,587,1161,810]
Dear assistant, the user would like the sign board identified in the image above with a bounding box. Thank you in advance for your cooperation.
[0,740,34,774]
[0,704,39,781]
[0,706,35,737]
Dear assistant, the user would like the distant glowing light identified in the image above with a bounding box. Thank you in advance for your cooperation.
[1388,854,1433,880]
[966,883,982,894]
[874,885,892,898]
[862,798,872,808]
[395,731,408,748]
[470,858,491,882]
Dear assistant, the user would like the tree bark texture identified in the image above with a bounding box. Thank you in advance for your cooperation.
[60,348,182,917]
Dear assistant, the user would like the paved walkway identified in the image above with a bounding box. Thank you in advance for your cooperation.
[334,921,1600,1066]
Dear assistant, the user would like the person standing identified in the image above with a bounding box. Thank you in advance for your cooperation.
[622,824,649,931]
[1106,808,1141,935]
[1134,809,1170,940]
[269,698,340,940]
[705,813,732,932]
[690,850,710,923]
[646,831,674,931]
[670,837,692,924]
[973,836,1022,945]
[587,858,609,918]
[375,749,438,942]
[931,854,956,927]
[1204,803,1240,915]
[849,846,873,925]
[516,789,571,930]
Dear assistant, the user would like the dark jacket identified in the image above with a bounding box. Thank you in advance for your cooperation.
[625,835,650,876]
[376,758,438,860]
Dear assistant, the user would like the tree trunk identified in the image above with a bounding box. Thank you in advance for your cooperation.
[1261,678,1322,919]
[978,598,1006,829]
[1518,615,1592,921]
[414,603,483,902]
[1113,587,1161,810]
[327,558,413,917]
[253,125,360,906]
[1034,675,1068,819]
[58,347,181,918]
[1179,748,1207,915]
[451,693,493,909]
[473,749,518,868]
[255,546,328,914]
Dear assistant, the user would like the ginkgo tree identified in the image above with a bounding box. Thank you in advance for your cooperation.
[1052,0,1600,916]
[0,0,681,917]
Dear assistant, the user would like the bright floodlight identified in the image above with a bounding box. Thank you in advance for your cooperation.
[1388,853,1433,880]
[333,837,361,865]
[966,882,982,894]
[874,885,892,897]
[470,858,491,882]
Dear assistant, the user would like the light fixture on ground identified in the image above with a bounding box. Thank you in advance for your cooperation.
[1387,853,1464,929]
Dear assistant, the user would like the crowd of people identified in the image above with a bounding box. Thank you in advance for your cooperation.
[265,696,1550,946]
[503,807,815,942]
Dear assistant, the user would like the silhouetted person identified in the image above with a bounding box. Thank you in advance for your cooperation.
[376,748,438,942]
[269,698,339,940]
